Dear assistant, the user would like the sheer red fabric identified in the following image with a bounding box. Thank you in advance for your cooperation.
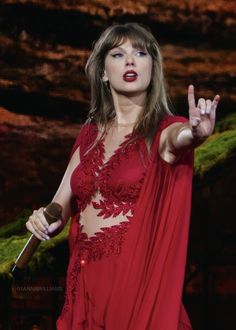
[70,125,148,218]
[57,116,193,330]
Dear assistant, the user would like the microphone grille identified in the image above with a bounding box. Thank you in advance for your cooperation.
[44,202,62,220]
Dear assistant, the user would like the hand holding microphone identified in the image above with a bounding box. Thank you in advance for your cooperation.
[11,202,62,277]
[26,203,63,241]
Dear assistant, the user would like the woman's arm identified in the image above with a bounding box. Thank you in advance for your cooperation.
[26,146,81,240]
[159,85,220,163]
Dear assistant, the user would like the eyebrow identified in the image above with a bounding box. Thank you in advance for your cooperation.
[109,46,125,52]
[109,45,145,52]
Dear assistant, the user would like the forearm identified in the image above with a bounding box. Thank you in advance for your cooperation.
[51,195,71,227]
[50,177,74,229]
[172,122,206,150]
[26,147,80,239]
[50,146,81,228]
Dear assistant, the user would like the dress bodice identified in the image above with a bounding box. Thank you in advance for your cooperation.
[70,124,149,237]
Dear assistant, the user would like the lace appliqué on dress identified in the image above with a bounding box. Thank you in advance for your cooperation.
[60,220,131,317]
[91,136,146,219]
[71,129,147,220]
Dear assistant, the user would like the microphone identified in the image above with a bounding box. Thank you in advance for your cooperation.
[11,202,62,278]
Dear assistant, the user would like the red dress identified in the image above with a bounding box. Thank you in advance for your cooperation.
[57,116,193,330]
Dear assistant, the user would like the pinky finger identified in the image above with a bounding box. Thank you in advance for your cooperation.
[212,95,220,109]
[210,94,220,121]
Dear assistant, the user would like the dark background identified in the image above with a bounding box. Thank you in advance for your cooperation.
[0,1,235,329]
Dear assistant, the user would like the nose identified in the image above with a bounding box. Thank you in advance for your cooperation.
[125,55,135,66]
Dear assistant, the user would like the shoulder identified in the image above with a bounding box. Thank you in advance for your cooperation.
[70,122,98,159]
[79,122,97,136]
[75,122,98,143]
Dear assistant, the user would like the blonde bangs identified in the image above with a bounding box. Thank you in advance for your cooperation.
[97,26,155,60]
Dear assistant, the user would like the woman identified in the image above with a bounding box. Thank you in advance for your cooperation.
[26,23,220,329]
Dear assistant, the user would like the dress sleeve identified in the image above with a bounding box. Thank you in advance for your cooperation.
[70,123,97,160]
[70,124,86,159]
[159,115,188,131]
[157,115,194,165]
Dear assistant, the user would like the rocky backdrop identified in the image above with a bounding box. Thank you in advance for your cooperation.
[0,1,236,329]
[0,0,235,223]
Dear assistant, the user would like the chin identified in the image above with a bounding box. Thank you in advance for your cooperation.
[111,84,148,97]
[122,90,146,98]
[119,86,147,94]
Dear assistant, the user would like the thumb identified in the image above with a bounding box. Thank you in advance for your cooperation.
[189,116,201,128]
[48,219,62,234]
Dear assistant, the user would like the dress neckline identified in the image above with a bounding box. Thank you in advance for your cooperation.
[99,132,135,167]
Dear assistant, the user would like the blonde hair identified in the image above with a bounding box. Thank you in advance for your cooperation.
[85,22,173,144]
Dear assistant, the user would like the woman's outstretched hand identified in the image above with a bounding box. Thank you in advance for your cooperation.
[188,85,220,140]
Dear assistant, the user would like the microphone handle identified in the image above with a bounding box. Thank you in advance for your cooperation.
[11,202,62,276]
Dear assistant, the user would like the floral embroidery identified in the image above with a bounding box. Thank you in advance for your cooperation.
[60,220,131,317]
[71,126,147,219]
[60,125,149,319]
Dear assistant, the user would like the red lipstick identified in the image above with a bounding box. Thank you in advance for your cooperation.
[123,70,138,82]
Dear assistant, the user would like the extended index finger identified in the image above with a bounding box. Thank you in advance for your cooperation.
[188,85,196,110]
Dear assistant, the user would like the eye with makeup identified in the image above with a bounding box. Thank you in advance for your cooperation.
[135,50,147,57]
[110,52,123,58]
[110,49,147,58]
